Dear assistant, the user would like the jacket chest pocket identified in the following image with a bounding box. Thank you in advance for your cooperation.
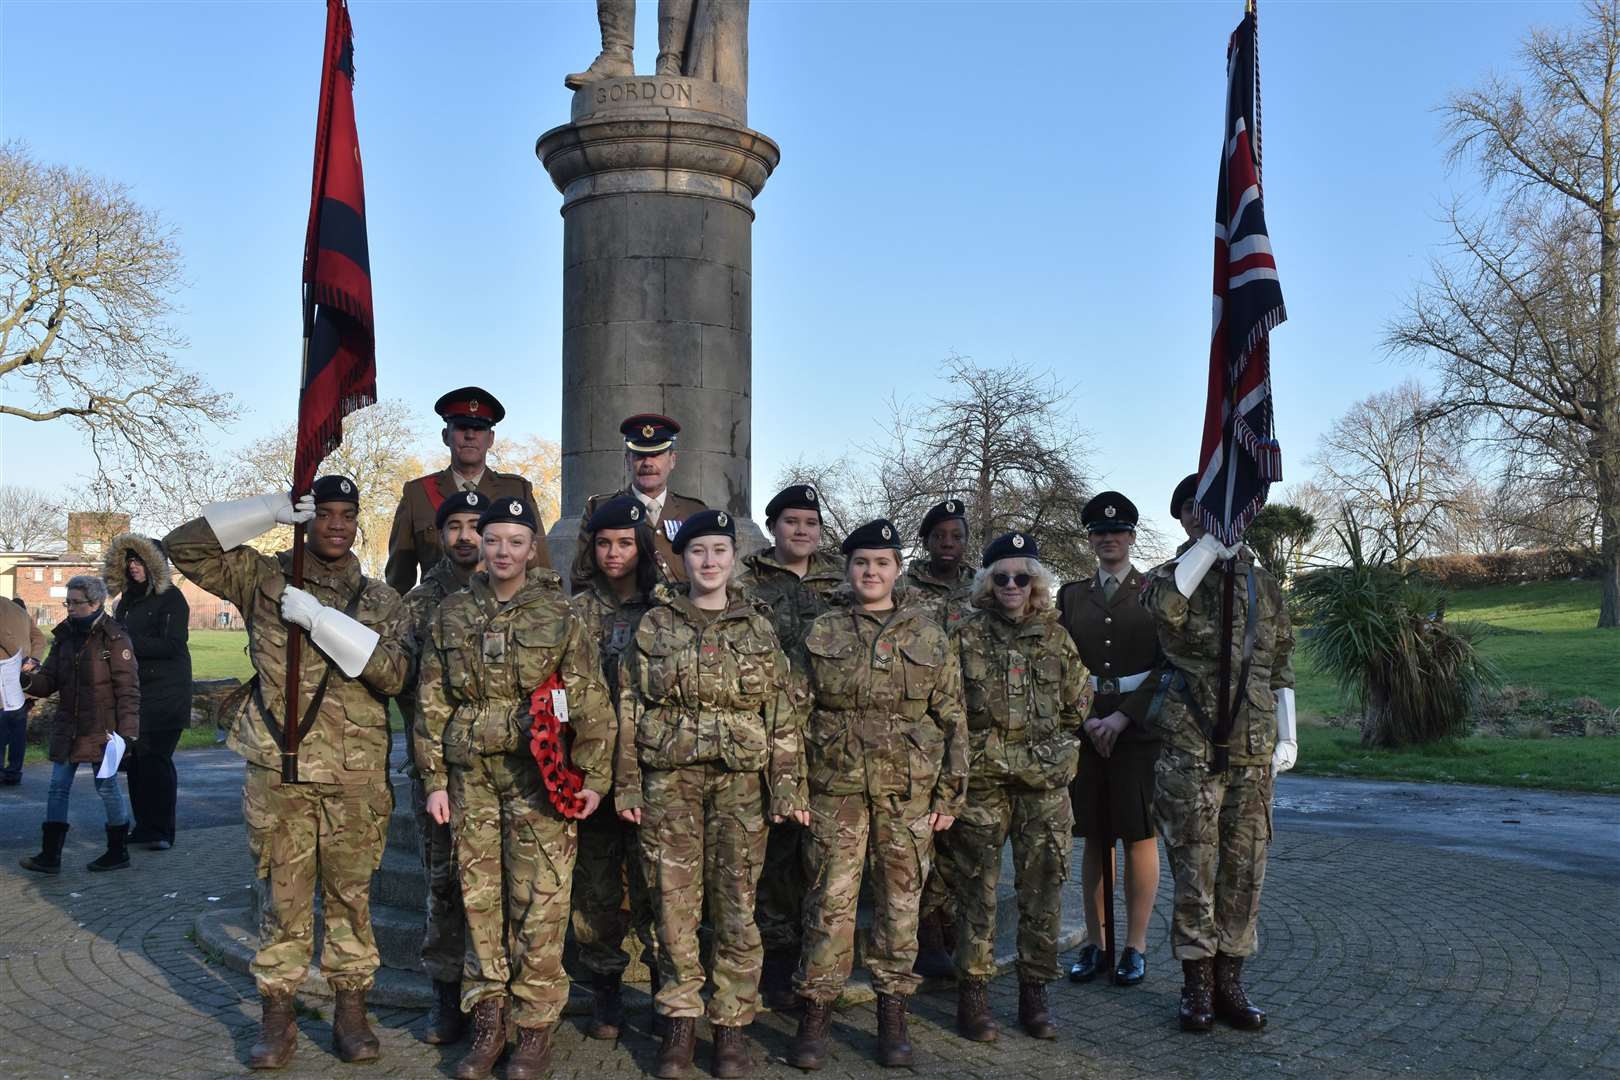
[512,622,566,692]
[807,637,859,704]
[637,635,684,704]
[729,633,776,704]
[343,698,390,771]
[1031,653,1064,720]
[899,641,942,714]
[960,650,993,730]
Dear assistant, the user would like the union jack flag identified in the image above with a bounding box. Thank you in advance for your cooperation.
[1196,1,1285,545]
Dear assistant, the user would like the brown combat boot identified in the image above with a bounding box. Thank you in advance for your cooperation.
[1179,958,1215,1032]
[453,997,507,1079]
[1213,954,1267,1030]
[247,990,298,1070]
[875,992,913,1067]
[1017,980,1056,1040]
[790,998,832,1070]
[504,1023,554,1080]
[331,987,380,1063]
[424,979,466,1045]
[711,1023,751,1078]
[588,974,624,1039]
[955,977,998,1042]
[655,1016,696,1078]
[912,910,954,980]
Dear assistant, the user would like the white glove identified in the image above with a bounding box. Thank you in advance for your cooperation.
[202,493,316,551]
[1174,533,1238,598]
[280,586,380,679]
[1271,687,1297,773]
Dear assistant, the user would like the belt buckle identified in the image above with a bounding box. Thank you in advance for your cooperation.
[1099,677,1119,695]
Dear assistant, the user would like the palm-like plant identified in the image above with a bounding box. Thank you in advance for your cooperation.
[1293,521,1498,748]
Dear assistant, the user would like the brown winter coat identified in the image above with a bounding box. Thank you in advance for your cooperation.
[25,612,141,764]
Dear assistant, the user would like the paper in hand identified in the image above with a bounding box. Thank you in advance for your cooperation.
[97,732,126,780]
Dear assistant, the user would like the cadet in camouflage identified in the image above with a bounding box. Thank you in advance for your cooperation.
[614,509,803,1079]
[791,519,967,1071]
[1140,475,1297,1034]
[166,475,411,1068]
[948,532,1090,1043]
[415,498,615,1078]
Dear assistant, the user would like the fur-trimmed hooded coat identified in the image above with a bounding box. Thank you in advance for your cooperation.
[105,533,193,729]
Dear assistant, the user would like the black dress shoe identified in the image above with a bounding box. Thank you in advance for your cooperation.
[1114,947,1146,986]
[1068,944,1103,983]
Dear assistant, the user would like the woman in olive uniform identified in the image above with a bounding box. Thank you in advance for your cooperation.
[949,532,1089,1042]
[615,509,804,1079]
[791,520,968,1071]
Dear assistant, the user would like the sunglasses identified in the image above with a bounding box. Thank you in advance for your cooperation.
[992,573,1032,588]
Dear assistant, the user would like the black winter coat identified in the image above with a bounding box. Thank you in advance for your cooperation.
[107,534,193,730]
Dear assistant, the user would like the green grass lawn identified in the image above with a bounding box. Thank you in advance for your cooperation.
[1297,724,1620,794]
[188,629,253,681]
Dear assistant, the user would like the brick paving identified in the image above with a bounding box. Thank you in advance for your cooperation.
[1,754,1616,1079]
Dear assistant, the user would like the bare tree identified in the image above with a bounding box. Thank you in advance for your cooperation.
[490,433,563,526]
[0,143,232,497]
[1310,381,1472,570]
[1388,0,1620,626]
[0,484,64,550]
[771,455,877,548]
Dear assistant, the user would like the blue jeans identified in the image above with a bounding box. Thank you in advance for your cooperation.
[0,708,24,779]
[46,759,130,827]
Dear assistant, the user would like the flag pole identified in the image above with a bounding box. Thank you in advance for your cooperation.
[283,287,315,785]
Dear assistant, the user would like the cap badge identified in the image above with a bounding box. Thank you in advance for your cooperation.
[340,480,352,494]
[629,506,641,520]
[468,493,480,505]
[717,512,729,526]
[642,424,656,439]
[509,501,522,514]
[469,400,480,413]
[1105,505,1117,518]
[805,484,817,501]
[881,525,892,540]
[1012,534,1026,549]
[945,501,957,512]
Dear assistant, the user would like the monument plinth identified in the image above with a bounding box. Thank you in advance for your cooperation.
[538,76,779,565]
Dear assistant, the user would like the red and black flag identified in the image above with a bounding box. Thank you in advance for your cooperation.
[295,0,376,494]
[1196,0,1285,545]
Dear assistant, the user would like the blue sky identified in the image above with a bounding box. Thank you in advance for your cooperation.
[0,0,1583,546]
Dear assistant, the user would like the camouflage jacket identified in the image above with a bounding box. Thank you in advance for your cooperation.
[165,516,411,785]
[735,546,846,664]
[801,602,968,815]
[615,584,803,816]
[1140,540,1296,766]
[953,606,1091,789]
[568,577,653,701]
[414,568,614,795]
[900,559,976,632]
[397,558,472,776]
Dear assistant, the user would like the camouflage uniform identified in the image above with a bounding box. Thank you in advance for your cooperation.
[568,578,656,980]
[949,606,1090,983]
[414,567,615,1025]
[735,545,845,955]
[795,603,967,1002]
[165,517,411,996]
[615,585,803,1023]
[1141,542,1295,960]
[400,557,472,985]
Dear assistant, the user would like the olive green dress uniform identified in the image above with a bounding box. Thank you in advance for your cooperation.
[577,488,707,584]
[615,585,804,1024]
[400,557,473,986]
[386,467,547,595]
[567,579,657,982]
[949,605,1089,984]
[1057,566,1164,841]
[795,602,968,1003]
[414,567,615,1026]
[736,545,846,957]
[165,516,412,997]
[1141,541,1295,961]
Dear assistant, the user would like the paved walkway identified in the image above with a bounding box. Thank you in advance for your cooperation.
[0,750,1616,1079]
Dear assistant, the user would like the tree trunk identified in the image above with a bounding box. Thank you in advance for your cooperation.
[1599,439,1620,627]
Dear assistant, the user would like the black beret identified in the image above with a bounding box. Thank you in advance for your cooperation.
[435,490,487,530]
[982,531,1038,567]
[671,509,735,554]
[1171,473,1200,518]
[841,518,902,555]
[918,499,967,539]
[435,386,504,429]
[621,413,680,454]
[765,483,820,524]
[476,496,538,533]
[586,494,648,532]
[310,475,359,506]
[1082,491,1139,533]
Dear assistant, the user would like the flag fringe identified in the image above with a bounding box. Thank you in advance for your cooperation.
[1233,302,1287,378]
[311,285,374,334]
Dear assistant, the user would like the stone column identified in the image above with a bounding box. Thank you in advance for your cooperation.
[537,77,779,567]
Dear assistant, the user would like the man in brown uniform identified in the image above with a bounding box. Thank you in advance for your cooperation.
[577,414,707,583]
[386,387,548,595]
[1056,491,1163,988]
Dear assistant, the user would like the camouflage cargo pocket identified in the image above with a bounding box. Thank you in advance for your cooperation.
[806,635,858,704]
[805,712,857,795]
[730,633,776,702]
[513,621,567,692]
[343,701,391,772]
[242,768,275,877]
[720,712,769,772]
[637,636,683,703]
[960,650,992,727]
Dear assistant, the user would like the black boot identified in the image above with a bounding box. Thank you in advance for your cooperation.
[875,992,913,1067]
[1179,959,1214,1032]
[588,974,624,1040]
[1213,954,1267,1030]
[760,948,800,1011]
[423,979,466,1045]
[955,977,998,1043]
[791,999,831,1071]
[86,824,129,872]
[20,821,69,875]
[913,910,954,980]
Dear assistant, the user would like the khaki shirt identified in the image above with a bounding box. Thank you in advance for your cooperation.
[385,466,548,595]
[577,487,708,584]
[1056,566,1163,743]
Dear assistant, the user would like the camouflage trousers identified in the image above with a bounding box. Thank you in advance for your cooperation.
[572,793,656,978]
[1152,744,1274,960]
[410,775,466,984]
[640,763,768,1023]
[796,787,935,1002]
[948,779,1073,983]
[449,751,577,1026]
[917,834,958,922]
[755,819,810,953]
[241,764,391,996]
